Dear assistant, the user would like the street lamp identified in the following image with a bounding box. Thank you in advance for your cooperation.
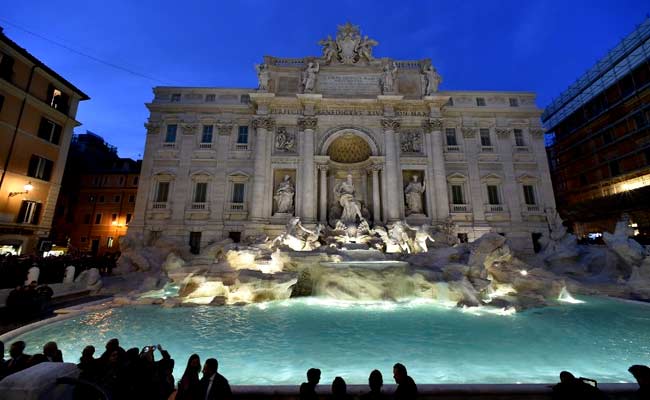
[9,182,34,197]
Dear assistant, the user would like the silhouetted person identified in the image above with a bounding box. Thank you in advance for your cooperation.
[5,341,30,377]
[393,363,417,400]
[300,368,321,400]
[552,371,606,400]
[332,376,350,400]
[629,365,650,399]
[361,369,386,400]
[156,358,176,400]
[199,358,232,400]
[43,341,63,362]
[76,345,99,400]
[100,338,125,361]
[98,348,126,399]
[177,354,201,400]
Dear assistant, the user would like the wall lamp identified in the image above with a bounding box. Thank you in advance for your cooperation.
[9,182,34,197]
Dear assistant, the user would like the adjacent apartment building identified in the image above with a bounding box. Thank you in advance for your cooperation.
[51,131,141,255]
[543,18,650,241]
[0,27,89,254]
[131,24,555,254]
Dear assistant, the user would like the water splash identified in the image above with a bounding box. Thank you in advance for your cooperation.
[558,286,585,304]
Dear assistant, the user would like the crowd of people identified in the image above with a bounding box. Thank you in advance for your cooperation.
[1,338,649,400]
[0,252,119,290]
[4,280,54,318]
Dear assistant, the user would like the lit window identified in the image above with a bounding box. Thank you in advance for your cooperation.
[107,237,114,248]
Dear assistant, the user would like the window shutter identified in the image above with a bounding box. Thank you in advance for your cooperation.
[52,123,62,145]
[17,201,28,223]
[42,159,53,181]
[32,203,42,225]
[28,155,39,177]
[46,84,55,105]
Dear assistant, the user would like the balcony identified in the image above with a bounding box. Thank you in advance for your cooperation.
[486,204,505,212]
[152,202,167,209]
[445,145,461,152]
[191,202,207,210]
[162,142,176,149]
[480,146,495,153]
[235,143,249,151]
[514,146,530,153]
[525,204,541,213]
[228,202,246,211]
[451,204,469,213]
[199,143,212,149]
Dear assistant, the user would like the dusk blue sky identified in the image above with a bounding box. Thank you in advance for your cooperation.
[2,1,646,159]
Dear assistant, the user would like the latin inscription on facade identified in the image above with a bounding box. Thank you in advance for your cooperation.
[318,74,381,96]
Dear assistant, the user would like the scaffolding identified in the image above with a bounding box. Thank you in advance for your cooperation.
[542,18,650,130]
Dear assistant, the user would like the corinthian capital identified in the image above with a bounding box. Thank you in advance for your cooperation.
[181,123,198,135]
[421,118,442,133]
[216,122,233,136]
[380,118,401,131]
[252,117,275,130]
[144,122,160,135]
[297,116,318,130]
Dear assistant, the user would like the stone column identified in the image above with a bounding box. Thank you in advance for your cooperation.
[213,123,233,222]
[381,118,401,222]
[497,128,522,222]
[250,117,274,221]
[369,164,382,223]
[530,128,557,210]
[298,117,317,222]
[424,119,449,220]
[318,164,328,223]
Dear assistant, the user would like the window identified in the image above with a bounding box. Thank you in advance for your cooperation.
[476,97,486,107]
[602,130,613,144]
[237,126,249,144]
[509,98,519,107]
[102,176,109,186]
[445,128,458,146]
[133,176,139,185]
[155,182,170,202]
[119,176,124,185]
[46,85,69,114]
[194,182,208,203]
[111,213,118,222]
[479,129,491,146]
[523,185,536,205]
[128,194,135,203]
[0,52,15,81]
[609,161,621,177]
[83,214,91,224]
[189,232,201,255]
[95,213,102,224]
[451,185,464,204]
[206,94,216,102]
[201,125,213,143]
[126,213,132,224]
[240,94,250,104]
[487,185,500,204]
[171,93,181,102]
[232,183,245,203]
[17,201,41,224]
[114,195,121,203]
[99,195,105,203]
[633,111,647,130]
[27,155,53,181]
[514,129,525,146]
[107,237,114,248]
[165,125,177,143]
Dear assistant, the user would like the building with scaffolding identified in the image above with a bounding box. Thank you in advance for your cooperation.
[543,18,650,242]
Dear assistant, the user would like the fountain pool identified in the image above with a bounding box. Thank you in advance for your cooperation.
[6,296,650,385]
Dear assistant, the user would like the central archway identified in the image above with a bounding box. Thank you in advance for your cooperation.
[327,134,372,163]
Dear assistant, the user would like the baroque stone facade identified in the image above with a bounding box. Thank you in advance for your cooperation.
[130,24,555,253]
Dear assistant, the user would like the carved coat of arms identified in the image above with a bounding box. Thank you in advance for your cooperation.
[318,23,378,65]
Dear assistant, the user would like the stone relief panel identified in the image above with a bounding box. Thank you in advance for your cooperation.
[400,130,424,154]
[274,127,297,153]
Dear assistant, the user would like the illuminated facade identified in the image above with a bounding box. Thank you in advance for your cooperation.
[0,27,89,254]
[132,24,555,254]
[543,18,650,240]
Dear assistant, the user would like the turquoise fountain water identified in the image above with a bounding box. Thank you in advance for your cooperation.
[8,297,650,385]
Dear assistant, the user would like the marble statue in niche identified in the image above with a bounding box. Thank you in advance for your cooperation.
[255,63,270,91]
[380,61,398,94]
[334,174,364,224]
[404,174,425,215]
[274,175,295,214]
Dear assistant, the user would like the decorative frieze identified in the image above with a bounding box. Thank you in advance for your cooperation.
[400,130,423,153]
[496,128,511,139]
[181,124,198,135]
[462,127,476,139]
[422,118,443,133]
[297,117,318,130]
[216,123,233,136]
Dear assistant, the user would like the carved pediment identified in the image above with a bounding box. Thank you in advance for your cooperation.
[319,22,378,65]
[480,173,503,183]
[516,173,539,183]
[447,172,468,182]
